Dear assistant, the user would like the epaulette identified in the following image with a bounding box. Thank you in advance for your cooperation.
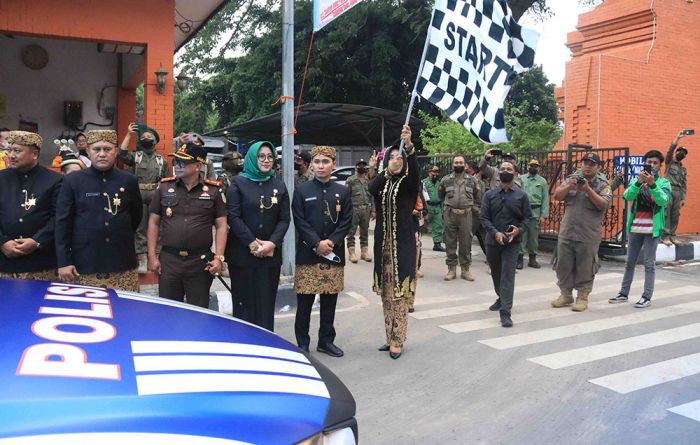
[160,176,177,182]
[204,178,222,187]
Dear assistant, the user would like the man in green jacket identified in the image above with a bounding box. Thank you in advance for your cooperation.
[609,150,671,308]
[423,165,445,251]
[518,159,549,269]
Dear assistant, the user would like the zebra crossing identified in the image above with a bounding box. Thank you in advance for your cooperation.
[410,274,700,424]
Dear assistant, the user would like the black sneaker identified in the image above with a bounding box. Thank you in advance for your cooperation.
[433,243,446,252]
[317,343,344,357]
[634,297,651,308]
[608,293,628,304]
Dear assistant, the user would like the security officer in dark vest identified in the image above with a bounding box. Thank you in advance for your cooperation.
[0,131,62,281]
[147,143,227,308]
[292,145,353,357]
[345,158,375,263]
[56,130,143,291]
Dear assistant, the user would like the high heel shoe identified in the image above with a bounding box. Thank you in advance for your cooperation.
[378,344,390,351]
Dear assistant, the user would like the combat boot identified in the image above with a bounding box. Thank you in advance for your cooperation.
[460,267,475,281]
[551,289,574,308]
[572,290,590,312]
[671,236,683,246]
[361,246,372,262]
[661,237,673,246]
[444,266,457,281]
[348,246,358,263]
[516,254,524,270]
[528,254,540,269]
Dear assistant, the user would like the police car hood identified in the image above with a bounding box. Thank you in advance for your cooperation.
[0,279,345,444]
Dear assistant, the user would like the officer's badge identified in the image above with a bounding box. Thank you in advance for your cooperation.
[166,207,173,217]
[103,192,122,216]
[271,189,279,205]
[168,188,175,193]
[21,189,37,211]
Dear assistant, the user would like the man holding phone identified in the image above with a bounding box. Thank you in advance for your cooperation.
[551,153,612,312]
[480,161,532,328]
[661,130,692,246]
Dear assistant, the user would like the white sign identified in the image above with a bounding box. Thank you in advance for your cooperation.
[314,0,363,31]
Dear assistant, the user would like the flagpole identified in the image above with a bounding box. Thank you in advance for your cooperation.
[400,6,437,151]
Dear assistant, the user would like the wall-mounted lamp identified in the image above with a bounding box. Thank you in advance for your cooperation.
[155,64,168,94]
[176,69,190,92]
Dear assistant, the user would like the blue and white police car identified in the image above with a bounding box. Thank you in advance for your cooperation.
[0,279,357,445]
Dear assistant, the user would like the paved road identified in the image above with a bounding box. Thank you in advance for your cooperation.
[272,234,700,444]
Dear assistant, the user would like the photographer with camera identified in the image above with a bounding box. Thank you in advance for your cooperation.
[609,150,672,308]
[551,153,612,312]
[661,130,692,246]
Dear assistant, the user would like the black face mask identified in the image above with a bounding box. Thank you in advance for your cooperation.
[293,163,301,171]
[356,168,368,174]
[528,167,538,175]
[676,153,686,162]
[140,139,155,150]
[499,171,514,183]
[453,166,465,174]
[232,164,243,173]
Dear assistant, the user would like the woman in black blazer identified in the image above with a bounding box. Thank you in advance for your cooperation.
[225,141,290,331]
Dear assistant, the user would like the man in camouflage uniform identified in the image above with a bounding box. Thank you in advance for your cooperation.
[480,149,524,189]
[551,152,612,312]
[439,155,482,281]
[119,122,169,271]
[294,150,315,186]
[423,165,445,251]
[662,131,689,246]
[519,159,549,269]
[346,158,375,263]
[217,151,243,196]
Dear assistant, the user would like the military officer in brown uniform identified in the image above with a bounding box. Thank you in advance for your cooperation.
[345,158,376,263]
[118,122,169,267]
[480,149,524,189]
[56,130,143,291]
[662,131,690,246]
[0,131,62,281]
[294,150,315,186]
[438,155,482,281]
[147,143,228,308]
[217,150,244,196]
[551,152,612,312]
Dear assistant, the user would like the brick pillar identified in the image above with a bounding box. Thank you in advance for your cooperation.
[117,88,137,149]
[143,43,174,157]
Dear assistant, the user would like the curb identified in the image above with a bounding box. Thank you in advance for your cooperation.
[604,241,700,264]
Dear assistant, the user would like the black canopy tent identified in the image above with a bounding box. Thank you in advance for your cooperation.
[205,103,426,150]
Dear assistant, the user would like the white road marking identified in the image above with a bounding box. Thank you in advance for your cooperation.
[588,352,700,394]
[274,290,371,319]
[441,284,693,334]
[475,273,623,296]
[477,286,700,349]
[668,399,700,423]
[528,322,700,369]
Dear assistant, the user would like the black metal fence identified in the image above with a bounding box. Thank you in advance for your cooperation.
[417,146,631,254]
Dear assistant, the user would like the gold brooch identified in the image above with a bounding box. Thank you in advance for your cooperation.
[103,192,122,216]
[21,189,37,211]
[166,207,173,217]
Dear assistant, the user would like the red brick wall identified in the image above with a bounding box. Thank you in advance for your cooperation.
[0,0,175,156]
[556,0,700,234]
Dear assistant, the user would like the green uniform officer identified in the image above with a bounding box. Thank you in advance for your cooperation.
[552,152,612,312]
[423,165,445,251]
[438,155,482,282]
[346,158,375,263]
[662,131,689,246]
[518,159,549,269]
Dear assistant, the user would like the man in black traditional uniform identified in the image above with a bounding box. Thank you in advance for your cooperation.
[0,131,62,280]
[292,145,353,357]
[147,143,227,308]
[55,130,143,291]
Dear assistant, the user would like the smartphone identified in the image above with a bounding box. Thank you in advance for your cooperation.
[682,129,695,136]
[643,164,652,174]
[490,149,503,156]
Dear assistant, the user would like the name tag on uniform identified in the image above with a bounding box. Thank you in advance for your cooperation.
[198,194,212,200]
[85,193,100,197]
[305,196,317,202]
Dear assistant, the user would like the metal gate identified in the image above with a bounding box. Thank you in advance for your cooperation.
[417,145,631,254]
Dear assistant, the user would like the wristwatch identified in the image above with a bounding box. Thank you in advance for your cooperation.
[214,255,225,262]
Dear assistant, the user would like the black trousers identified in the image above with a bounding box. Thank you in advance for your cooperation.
[485,241,519,313]
[159,251,214,308]
[295,293,338,348]
[230,266,281,332]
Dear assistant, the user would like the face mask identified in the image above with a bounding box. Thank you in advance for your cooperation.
[453,166,465,174]
[676,153,686,161]
[652,168,660,176]
[528,167,538,175]
[293,163,301,171]
[140,139,155,150]
[357,168,368,174]
[499,171,514,183]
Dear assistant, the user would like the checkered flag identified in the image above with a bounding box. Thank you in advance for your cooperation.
[416,0,539,144]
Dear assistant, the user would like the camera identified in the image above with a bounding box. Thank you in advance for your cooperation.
[681,129,695,136]
[490,149,502,156]
[576,177,586,185]
[643,164,653,174]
